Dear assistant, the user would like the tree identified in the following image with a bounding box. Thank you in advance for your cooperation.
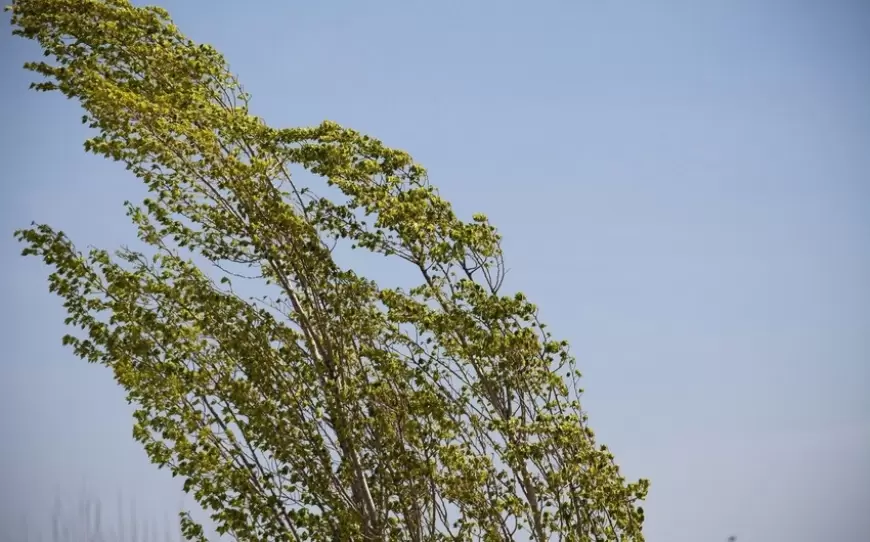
[8,1,649,540]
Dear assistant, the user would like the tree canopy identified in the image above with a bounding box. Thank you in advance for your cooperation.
[9,1,648,540]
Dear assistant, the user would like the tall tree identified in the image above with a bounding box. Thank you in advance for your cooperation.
[8,1,649,540]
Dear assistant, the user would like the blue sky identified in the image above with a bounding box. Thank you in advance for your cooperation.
[1,1,868,541]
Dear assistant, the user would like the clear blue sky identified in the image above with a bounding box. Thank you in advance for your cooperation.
[1,1,868,541]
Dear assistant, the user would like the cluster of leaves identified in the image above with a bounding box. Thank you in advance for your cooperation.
[9,1,648,540]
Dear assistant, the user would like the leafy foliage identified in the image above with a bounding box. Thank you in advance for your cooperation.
[9,1,648,540]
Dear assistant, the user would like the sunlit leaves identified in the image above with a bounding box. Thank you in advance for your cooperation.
[10,1,648,541]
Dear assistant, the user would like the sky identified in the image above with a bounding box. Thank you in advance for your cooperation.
[1,0,869,541]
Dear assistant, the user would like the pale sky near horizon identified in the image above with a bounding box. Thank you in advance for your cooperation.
[1,1,869,541]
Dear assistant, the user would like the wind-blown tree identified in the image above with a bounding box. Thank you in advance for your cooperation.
[8,1,649,540]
